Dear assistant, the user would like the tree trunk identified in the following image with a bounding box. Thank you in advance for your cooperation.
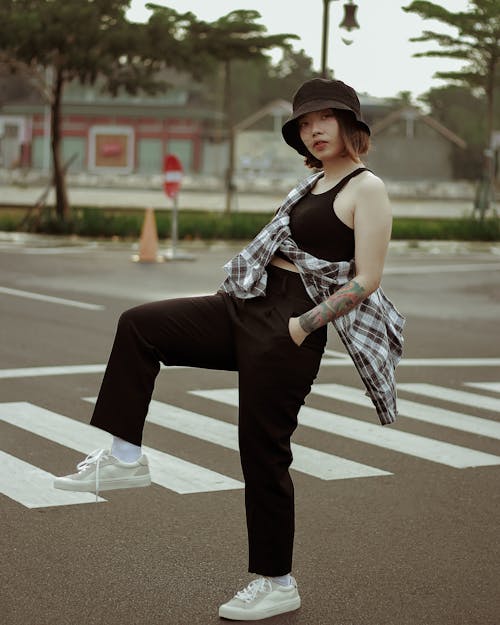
[485,57,495,150]
[51,67,69,221]
[481,59,496,216]
[224,59,235,215]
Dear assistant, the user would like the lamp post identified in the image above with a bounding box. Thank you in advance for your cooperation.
[321,0,360,78]
[321,0,334,78]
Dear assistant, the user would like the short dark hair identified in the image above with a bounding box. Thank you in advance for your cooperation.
[304,109,371,169]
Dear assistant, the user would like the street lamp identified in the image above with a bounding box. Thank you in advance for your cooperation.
[321,0,360,78]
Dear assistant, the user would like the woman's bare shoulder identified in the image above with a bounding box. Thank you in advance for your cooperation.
[357,171,388,196]
[354,171,391,217]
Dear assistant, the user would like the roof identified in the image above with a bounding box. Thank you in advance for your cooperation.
[233,99,292,132]
[233,94,394,133]
[371,106,467,148]
[0,73,223,122]
[1,101,224,122]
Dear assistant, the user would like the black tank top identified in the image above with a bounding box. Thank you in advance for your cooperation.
[277,167,370,263]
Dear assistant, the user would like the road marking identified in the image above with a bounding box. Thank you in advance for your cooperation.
[0,286,104,310]
[137,399,390,481]
[0,450,106,508]
[314,383,500,441]
[466,382,500,394]
[323,349,349,359]
[384,263,500,275]
[0,358,498,379]
[2,376,500,508]
[0,244,93,255]
[0,402,243,494]
[398,383,500,413]
[0,363,186,379]
[0,364,107,379]
[322,357,500,367]
[192,388,500,469]
[394,358,500,367]
[21,247,93,255]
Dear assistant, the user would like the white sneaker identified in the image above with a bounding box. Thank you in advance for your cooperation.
[53,449,151,499]
[218,576,300,621]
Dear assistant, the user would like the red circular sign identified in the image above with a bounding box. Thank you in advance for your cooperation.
[163,154,183,198]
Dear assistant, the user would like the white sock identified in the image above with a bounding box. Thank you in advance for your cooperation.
[111,436,142,463]
[270,574,292,586]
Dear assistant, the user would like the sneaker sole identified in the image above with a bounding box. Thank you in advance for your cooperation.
[53,475,151,492]
[218,596,301,620]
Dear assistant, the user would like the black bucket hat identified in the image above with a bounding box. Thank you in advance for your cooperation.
[282,78,370,156]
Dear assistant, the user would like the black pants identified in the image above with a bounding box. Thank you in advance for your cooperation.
[91,265,327,576]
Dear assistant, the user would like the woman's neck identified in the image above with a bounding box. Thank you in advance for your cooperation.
[320,158,363,187]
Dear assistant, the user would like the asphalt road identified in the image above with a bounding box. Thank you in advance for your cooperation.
[1,235,500,625]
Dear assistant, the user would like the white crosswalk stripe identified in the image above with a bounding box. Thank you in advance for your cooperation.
[0,450,106,507]
[1,378,500,509]
[82,398,390,480]
[313,383,500,441]
[143,399,391,481]
[0,402,243,499]
[466,382,500,394]
[398,383,500,414]
[191,388,500,469]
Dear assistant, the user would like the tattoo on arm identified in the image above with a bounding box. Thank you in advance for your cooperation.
[299,280,366,334]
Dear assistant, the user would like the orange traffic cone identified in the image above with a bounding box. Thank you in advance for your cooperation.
[132,208,163,263]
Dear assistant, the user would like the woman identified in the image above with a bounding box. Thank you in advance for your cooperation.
[54,78,404,621]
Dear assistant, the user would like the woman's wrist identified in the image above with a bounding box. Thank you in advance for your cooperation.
[288,317,309,346]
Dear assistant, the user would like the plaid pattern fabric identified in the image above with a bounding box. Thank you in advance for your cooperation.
[218,171,405,425]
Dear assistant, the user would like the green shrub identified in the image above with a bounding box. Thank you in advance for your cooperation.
[0,206,498,241]
[0,215,20,231]
[391,217,499,241]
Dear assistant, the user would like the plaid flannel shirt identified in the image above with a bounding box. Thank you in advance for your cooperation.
[218,171,405,425]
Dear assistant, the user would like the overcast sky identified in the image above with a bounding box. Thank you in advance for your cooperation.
[127,0,470,100]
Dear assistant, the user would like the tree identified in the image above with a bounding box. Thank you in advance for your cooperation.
[189,10,298,213]
[388,91,415,107]
[201,48,316,133]
[0,0,196,221]
[0,69,36,107]
[402,0,500,210]
[403,1,499,142]
[265,48,317,103]
[205,49,316,130]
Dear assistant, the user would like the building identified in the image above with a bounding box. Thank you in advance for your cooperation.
[0,81,468,183]
[367,106,467,180]
[0,78,226,176]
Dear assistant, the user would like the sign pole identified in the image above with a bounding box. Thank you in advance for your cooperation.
[162,153,195,261]
[171,193,178,259]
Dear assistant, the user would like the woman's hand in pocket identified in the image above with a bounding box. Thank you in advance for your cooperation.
[288,317,309,347]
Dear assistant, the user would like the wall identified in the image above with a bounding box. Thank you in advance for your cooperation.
[28,113,203,175]
[235,130,305,184]
[367,119,454,180]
